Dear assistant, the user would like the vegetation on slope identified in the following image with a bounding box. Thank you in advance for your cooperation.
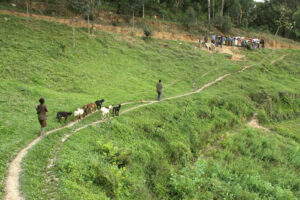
[16,17,300,200]
[1,0,300,41]
[0,13,241,199]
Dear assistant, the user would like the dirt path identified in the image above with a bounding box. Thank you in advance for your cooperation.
[216,47,246,61]
[270,54,287,65]
[247,113,269,131]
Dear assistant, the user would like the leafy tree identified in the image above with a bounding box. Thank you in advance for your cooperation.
[292,7,300,36]
[66,0,90,15]
[238,0,254,27]
[222,15,232,32]
[87,0,102,35]
[66,0,90,47]
[127,0,144,28]
[228,0,241,25]
[182,7,197,29]
[208,0,210,25]
[221,0,224,17]
[214,12,223,28]
[274,5,292,36]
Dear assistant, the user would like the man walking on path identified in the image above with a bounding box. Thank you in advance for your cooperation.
[36,98,48,136]
[156,80,163,101]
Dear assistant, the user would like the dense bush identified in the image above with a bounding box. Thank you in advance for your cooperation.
[143,25,152,38]
[182,7,197,30]
[222,16,232,33]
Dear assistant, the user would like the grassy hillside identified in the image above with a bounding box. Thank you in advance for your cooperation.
[1,12,300,200]
[20,48,300,199]
[0,14,240,199]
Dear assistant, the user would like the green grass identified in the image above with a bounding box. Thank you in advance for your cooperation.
[1,12,300,200]
[22,46,300,199]
[0,14,242,199]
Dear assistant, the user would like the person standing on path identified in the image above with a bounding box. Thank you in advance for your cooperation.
[36,98,48,136]
[156,80,163,101]
[260,39,265,48]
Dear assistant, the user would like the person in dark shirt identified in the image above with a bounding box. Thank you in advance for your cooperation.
[36,98,48,136]
[260,39,265,48]
[156,80,163,101]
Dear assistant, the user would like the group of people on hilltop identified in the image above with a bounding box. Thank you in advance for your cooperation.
[203,35,265,49]
[36,80,164,136]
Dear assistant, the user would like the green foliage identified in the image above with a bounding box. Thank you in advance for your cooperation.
[1,0,300,40]
[222,15,232,33]
[214,13,232,33]
[96,142,132,168]
[214,12,223,28]
[170,128,300,199]
[293,7,300,36]
[66,0,90,15]
[143,25,152,38]
[182,7,196,29]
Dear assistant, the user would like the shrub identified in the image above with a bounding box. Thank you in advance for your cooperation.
[222,16,232,33]
[92,162,128,198]
[257,109,269,124]
[214,12,224,28]
[96,142,132,168]
[182,7,197,29]
[168,142,191,166]
[143,26,152,38]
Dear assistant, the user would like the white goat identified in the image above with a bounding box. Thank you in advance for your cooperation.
[74,108,84,120]
[100,105,112,119]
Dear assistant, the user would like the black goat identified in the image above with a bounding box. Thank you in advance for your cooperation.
[112,104,121,116]
[95,99,105,109]
[56,112,72,122]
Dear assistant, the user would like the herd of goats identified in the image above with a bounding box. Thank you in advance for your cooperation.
[56,99,121,123]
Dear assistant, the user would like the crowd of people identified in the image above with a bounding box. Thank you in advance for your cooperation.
[201,35,265,49]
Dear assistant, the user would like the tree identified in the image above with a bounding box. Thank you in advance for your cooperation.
[274,5,292,36]
[117,0,121,14]
[212,0,214,23]
[23,0,31,19]
[214,12,223,28]
[87,0,101,35]
[222,15,232,32]
[228,0,241,26]
[127,0,143,28]
[66,0,90,47]
[221,0,224,17]
[292,7,300,36]
[208,0,210,25]
[182,7,197,29]
[238,0,254,27]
